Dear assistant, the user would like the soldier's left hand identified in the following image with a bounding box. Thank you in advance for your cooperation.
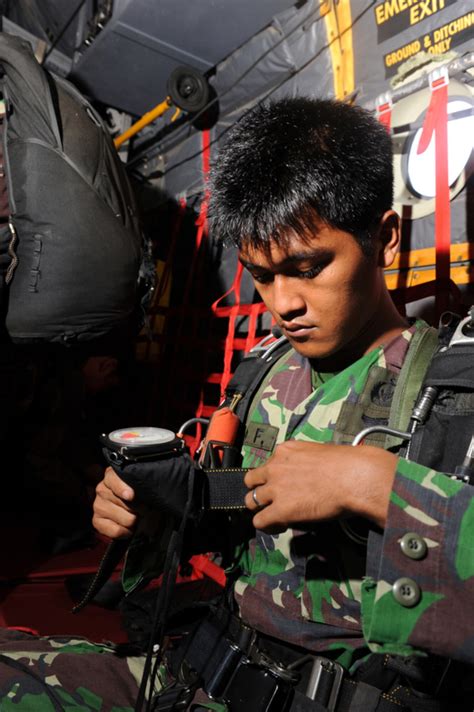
[244,440,397,533]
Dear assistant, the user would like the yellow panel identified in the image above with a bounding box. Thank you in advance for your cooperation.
[335,0,355,98]
[321,0,344,99]
[321,0,355,100]
[389,243,473,271]
[385,263,474,291]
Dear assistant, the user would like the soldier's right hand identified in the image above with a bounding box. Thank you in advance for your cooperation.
[93,466,138,539]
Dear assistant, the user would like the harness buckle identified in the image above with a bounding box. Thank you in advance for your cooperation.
[152,683,195,711]
[447,308,474,348]
[306,657,344,711]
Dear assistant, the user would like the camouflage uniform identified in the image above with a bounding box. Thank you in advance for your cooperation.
[363,457,474,663]
[2,320,474,709]
[233,320,425,669]
[236,321,474,667]
[0,628,164,711]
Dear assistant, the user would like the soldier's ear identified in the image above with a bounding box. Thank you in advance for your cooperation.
[376,210,400,269]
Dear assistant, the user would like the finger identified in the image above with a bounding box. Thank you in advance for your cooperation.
[102,466,135,501]
[92,514,135,540]
[93,497,138,530]
[244,466,267,489]
[244,484,271,511]
[96,479,136,512]
[252,505,287,535]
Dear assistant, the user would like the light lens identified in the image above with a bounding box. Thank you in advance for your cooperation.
[407,99,474,199]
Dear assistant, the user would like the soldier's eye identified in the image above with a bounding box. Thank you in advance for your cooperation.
[298,265,323,279]
[252,271,273,284]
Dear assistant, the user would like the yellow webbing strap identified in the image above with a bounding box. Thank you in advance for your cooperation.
[320,0,355,101]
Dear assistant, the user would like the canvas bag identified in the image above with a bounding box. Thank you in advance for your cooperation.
[0,32,143,343]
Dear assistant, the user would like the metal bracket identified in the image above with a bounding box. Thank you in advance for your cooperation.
[447,308,474,348]
[306,657,344,711]
[429,65,449,92]
[249,334,288,361]
[375,91,392,119]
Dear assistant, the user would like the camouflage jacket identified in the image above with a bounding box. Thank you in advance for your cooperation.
[232,322,422,669]
[123,319,474,669]
[234,319,474,669]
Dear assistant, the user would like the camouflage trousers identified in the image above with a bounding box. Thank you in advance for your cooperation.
[0,628,227,711]
[0,628,156,711]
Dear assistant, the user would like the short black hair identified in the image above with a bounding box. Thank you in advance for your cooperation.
[208,97,394,255]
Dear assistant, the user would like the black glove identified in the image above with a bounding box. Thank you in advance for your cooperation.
[103,449,203,520]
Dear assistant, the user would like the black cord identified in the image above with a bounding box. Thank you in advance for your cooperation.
[134,467,197,712]
[42,0,88,63]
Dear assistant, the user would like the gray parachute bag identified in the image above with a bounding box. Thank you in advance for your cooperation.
[0,32,143,344]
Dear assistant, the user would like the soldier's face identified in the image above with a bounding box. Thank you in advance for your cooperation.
[239,221,387,361]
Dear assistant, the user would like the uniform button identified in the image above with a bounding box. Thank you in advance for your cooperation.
[392,577,421,607]
[400,532,427,560]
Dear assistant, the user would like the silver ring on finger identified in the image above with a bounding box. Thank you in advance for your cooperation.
[252,487,263,508]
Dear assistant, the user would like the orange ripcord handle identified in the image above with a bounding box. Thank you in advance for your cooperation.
[198,405,241,466]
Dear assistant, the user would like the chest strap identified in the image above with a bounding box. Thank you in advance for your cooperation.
[384,326,439,450]
[205,328,440,510]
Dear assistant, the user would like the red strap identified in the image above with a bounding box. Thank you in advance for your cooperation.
[245,303,260,353]
[213,272,269,395]
[201,128,211,178]
[190,554,226,587]
[211,260,243,312]
[376,93,392,133]
[212,261,244,397]
[195,129,211,251]
[377,103,392,132]
[417,77,451,316]
[7,626,40,636]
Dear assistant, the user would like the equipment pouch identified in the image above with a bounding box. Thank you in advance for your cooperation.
[102,427,204,520]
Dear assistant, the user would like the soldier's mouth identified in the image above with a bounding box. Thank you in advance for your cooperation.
[281,324,317,339]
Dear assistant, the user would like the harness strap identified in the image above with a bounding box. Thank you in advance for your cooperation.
[232,338,292,424]
[344,682,382,711]
[384,326,439,450]
[205,467,249,510]
[205,327,442,507]
[292,681,408,712]
[171,610,421,712]
[197,338,292,508]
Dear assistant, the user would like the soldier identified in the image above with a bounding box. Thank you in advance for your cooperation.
[1,97,474,710]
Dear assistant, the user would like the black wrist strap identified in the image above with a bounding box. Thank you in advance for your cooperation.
[204,467,249,510]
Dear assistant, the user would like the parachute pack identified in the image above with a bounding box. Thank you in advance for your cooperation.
[0,32,144,344]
